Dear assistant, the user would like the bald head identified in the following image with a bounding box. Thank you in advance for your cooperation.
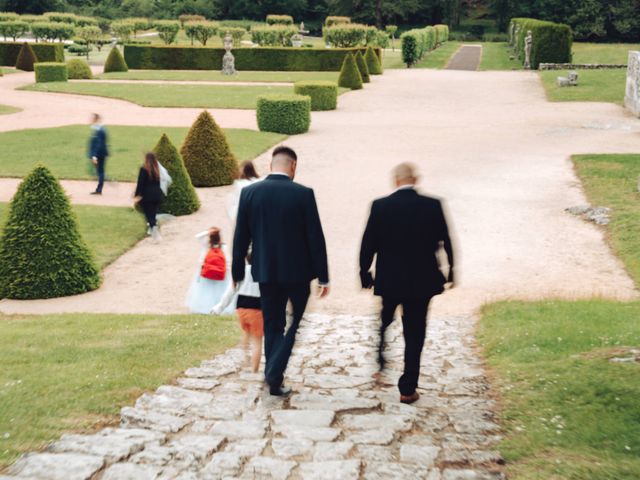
[271,145,298,179]
[393,162,418,188]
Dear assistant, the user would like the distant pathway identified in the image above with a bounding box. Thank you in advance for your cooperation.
[446,45,482,71]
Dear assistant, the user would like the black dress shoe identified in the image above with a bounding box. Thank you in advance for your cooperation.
[90,191,102,195]
[269,385,292,397]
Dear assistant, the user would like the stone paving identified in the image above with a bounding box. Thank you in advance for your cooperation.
[3,313,504,480]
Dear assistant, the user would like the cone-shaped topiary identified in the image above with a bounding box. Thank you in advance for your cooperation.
[355,50,370,83]
[104,46,128,73]
[338,53,363,90]
[180,111,238,187]
[0,165,101,299]
[154,134,201,215]
[15,42,37,71]
[66,58,93,79]
[365,46,383,75]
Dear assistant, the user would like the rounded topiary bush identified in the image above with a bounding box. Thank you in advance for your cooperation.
[257,94,311,135]
[154,134,201,215]
[0,165,101,300]
[66,58,93,79]
[180,111,238,187]
[338,53,363,90]
[294,81,338,111]
[35,62,68,83]
[365,46,382,75]
[355,50,370,83]
[104,46,128,73]
[15,42,37,71]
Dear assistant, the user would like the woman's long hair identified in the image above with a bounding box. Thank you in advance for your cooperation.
[239,161,259,180]
[144,152,160,181]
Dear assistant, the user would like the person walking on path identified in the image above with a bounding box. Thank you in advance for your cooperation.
[359,162,455,404]
[232,146,330,396]
[227,160,261,225]
[134,152,165,241]
[88,113,108,195]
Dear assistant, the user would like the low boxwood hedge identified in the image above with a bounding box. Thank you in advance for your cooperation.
[123,44,380,71]
[294,81,338,111]
[257,94,311,134]
[66,58,92,79]
[0,41,63,66]
[338,53,363,90]
[510,18,572,69]
[104,46,128,73]
[401,26,438,67]
[35,62,68,83]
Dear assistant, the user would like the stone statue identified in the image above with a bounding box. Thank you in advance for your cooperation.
[291,33,303,48]
[524,30,533,70]
[222,33,235,75]
[509,22,516,47]
[513,25,520,53]
[557,71,578,87]
[624,51,640,117]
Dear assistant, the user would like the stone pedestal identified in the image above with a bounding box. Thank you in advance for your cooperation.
[624,51,640,117]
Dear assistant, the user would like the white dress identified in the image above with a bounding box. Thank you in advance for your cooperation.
[185,233,235,315]
[227,178,261,224]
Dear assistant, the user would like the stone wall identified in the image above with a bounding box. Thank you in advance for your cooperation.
[624,51,640,117]
[539,63,626,70]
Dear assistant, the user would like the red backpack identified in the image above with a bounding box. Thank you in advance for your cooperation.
[201,247,226,281]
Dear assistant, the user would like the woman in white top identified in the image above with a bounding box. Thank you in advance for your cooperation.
[227,161,261,225]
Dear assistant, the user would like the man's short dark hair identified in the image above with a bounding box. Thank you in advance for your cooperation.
[272,145,297,162]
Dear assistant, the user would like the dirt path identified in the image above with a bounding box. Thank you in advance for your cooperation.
[1,69,638,318]
[446,45,482,71]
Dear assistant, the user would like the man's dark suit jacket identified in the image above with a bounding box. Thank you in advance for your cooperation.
[88,126,108,159]
[232,174,329,285]
[359,188,454,299]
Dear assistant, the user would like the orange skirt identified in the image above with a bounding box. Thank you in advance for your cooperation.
[237,308,264,337]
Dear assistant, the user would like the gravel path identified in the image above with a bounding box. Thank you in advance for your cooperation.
[446,45,482,71]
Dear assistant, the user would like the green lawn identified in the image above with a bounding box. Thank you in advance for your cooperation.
[479,300,640,480]
[22,82,297,109]
[0,104,20,115]
[382,48,404,69]
[1,67,17,75]
[479,42,522,71]
[415,41,462,69]
[96,70,339,83]
[0,312,238,469]
[573,43,640,64]
[540,69,626,104]
[0,202,146,269]
[0,125,285,181]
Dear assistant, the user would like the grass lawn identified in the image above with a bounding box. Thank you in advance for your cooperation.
[382,49,405,69]
[0,312,238,469]
[415,41,462,69]
[539,69,626,104]
[573,43,640,64]
[479,300,640,479]
[0,202,146,269]
[0,125,285,182]
[479,42,522,71]
[0,104,20,115]
[1,67,17,75]
[96,70,339,83]
[22,82,297,109]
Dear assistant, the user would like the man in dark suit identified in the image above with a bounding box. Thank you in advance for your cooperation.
[233,146,330,396]
[359,163,454,404]
[88,113,109,195]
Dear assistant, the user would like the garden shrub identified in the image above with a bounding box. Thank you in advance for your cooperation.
[355,50,370,83]
[434,24,449,44]
[294,80,338,111]
[337,53,363,90]
[323,23,368,47]
[251,25,297,46]
[112,20,134,42]
[154,20,180,44]
[0,41,62,66]
[401,26,437,67]
[123,45,378,71]
[0,21,29,42]
[325,16,350,27]
[218,27,245,46]
[154,134,200,216]
[266,14,294,25]
[43,12,76,24]
[124,17,150,36]
[510,18,572,69]
[180,111,237,187]
[31,22,75,42]
[35,62,67,82]
[15,42,36,71]
[0,12,19,22]
[179,14,205,27]
[0,165,100,299]
[256,94,311,134]
[365,45,382,75]
[66,58,92,79]
[184,21,218,46]
[373,30,390,48]
[67,43,90,56]
[104,46,128,72]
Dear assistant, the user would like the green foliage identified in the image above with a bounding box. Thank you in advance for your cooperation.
[325,16,351,27]
[0,165,100,300]
[43,12,76,24]
[256,94,311,134]
[180,111,237,187]
[178,14,205,27]
[0,20,28,41]
[34,61,67,82]
[66,58,92,79]
[434,24,449,43]
[154,134,200,216]
[154,20,180,44]
[510,18,572,69]
[0,41,62,66]
[338,52,363,90]
[103,46,128,73]
[385,25,398,37]
[184,20,218,46]
[0,12,19,22]
[266,14,293,25]
[77,25,101,58]
[294,80,338,110]
[323,23,368,47]
[217,26,245,46]
[364,45,382,74]
[354,50,370,83]
[111,20,134,41]
[15,41,36,70]
[401,26,438,67]
[31,22,75,42]
[123,44,377,72]
[123,17,150,36]
[251,25,297,46]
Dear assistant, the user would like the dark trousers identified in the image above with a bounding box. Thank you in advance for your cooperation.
[95,157,106,193]
[140,200,160,228]
[380,296,432,396]
[259,282,310,389]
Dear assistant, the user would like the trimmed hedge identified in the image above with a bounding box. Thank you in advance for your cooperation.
[365,45,382,75]
[66,58,92,79]
[325,16,350,27]
[401,26,438,67]
[434,24,449,44]
[15,42,37,71]
[323,23,368,47]
[338,53,363,90]
[123,45,380,71]
[257,94,311,135]
[180,111,237,187]
[0,165,100,299]
[0,41,63,66]
[294,81,338,111]
[35,62,68,82]
[155,134,200,216]
[355,50,370,83]
[266,14,293,25]
[104,46,128,72]
[510,18,572,69]
[251,25,297,46]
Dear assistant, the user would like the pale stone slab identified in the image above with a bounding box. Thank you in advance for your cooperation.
[271,409,335,427]
[210,420,266,439]
[169,435,225,462]
[241,457,296,480]
[8,453,104,480]
[201,452,244,479]
[225,439,268,457]
[442,470,504,480]
[130,444,175,466]
[313,441,354,461]
[121,406,190,433]
[400,444,441,466]
[272,438,314,459]
[290,392,380,411]
[101,463,160,480]
[345,428,395,445]
[273,424,341,441]
[342,413,413,432]
[298,460,361,480]
[176,378,221,390]
[354,445,394,462]
[303,374,374,389]
[364,462,432,480]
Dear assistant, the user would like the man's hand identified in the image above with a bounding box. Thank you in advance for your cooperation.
[91,156,98,166]
[318,284,330,298]
[361,272,374,290]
